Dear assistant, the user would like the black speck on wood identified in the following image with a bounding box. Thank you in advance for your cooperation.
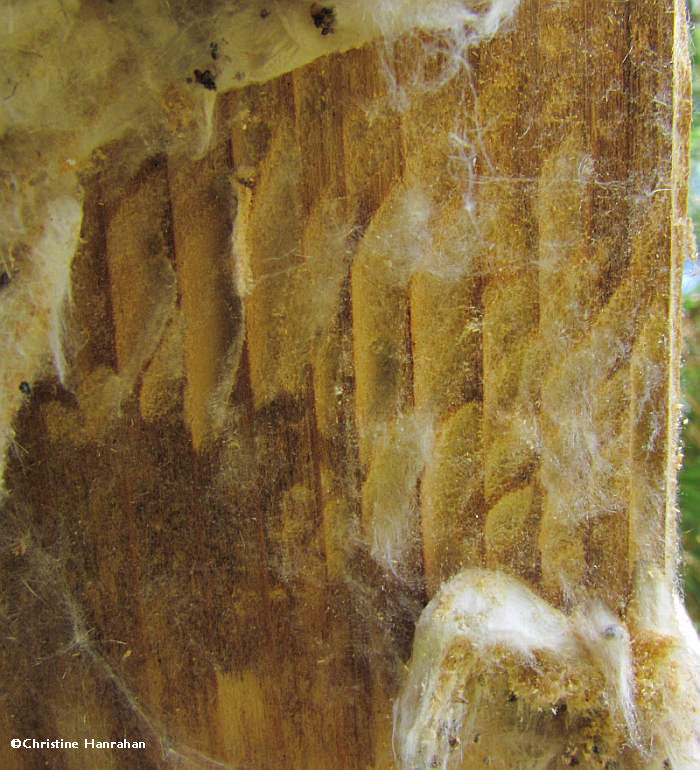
[193,69,217,90]
[310,5,335,35]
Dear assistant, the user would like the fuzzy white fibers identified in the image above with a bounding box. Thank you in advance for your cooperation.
[0,195,82,489]
[393,569,644,770]
[0,0,522,482]
[572,601,639,746]
[630,567,700,769]
[2,0,522,169]
[362,410,436,576]
[355,183,435,290]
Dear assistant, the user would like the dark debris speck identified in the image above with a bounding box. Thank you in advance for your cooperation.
[310,4,335,35]
[193,69,216,90]
[19,381,31,396]
[602,624,623,640]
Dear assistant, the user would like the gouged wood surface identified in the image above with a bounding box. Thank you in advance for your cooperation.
[0,1,690,768]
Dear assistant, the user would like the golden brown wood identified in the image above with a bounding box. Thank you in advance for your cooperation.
[0,1,692,768]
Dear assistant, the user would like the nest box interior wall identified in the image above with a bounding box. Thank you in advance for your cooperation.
[0,1,698,768]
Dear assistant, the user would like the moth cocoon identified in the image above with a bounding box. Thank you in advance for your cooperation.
[629,567,700,770]
[393,568,698,770]
[394,569,578,770]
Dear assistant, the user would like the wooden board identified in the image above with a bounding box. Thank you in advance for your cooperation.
[0,1,691,767]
